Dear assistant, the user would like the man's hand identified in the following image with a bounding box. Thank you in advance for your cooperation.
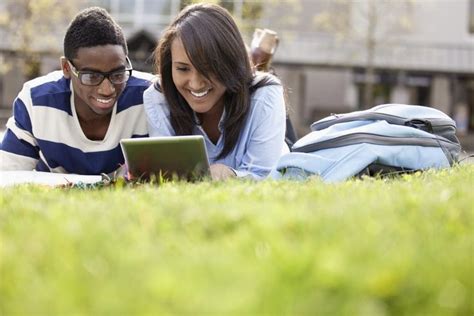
[210,163,236,181]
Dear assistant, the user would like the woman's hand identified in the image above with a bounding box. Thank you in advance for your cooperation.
[210,163,236,181]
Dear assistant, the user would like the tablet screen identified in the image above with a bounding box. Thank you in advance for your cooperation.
[120,135,210,181]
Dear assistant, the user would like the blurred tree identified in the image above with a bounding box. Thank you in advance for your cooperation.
[179,0,265,35]
[0,0,83,79]
[313,0,415,109]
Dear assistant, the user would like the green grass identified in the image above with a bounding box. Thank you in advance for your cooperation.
[1,165,473,315]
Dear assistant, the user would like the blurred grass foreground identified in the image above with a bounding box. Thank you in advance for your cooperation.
[1,165,473,315]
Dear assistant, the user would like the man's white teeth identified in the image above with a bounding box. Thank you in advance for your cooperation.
[190,89,210,98]
[96,98,112,104]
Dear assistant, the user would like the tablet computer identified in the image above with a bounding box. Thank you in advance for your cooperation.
[120,135,211,181]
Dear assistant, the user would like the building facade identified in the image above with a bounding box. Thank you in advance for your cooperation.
[267,0,474,139]
[1,0,473,146]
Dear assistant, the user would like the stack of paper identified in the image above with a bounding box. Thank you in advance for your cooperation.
[0,171,102,187]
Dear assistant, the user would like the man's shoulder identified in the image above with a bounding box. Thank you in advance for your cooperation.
[19,71,71,113]
[128,71,155,86]
[24,71,66,90]
[25,71,70,101]
[117,72,154,111]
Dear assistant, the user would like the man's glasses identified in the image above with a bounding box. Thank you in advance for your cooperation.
[68,57,133,86]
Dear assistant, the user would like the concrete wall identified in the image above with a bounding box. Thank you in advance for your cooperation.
[273,65,359,136]
[2,58,25,109]
[304,68,355,112]
[273,65,307,136]
[408,0,474,44]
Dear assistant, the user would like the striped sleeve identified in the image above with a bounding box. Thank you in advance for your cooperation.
[0,89,40,170]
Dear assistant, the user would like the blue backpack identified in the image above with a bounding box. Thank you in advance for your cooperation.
[271,104,462,182]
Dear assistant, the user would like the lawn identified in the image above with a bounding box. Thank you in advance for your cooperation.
[1,165,473,315]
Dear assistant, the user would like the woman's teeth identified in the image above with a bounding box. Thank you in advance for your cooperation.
[190,89,210,98]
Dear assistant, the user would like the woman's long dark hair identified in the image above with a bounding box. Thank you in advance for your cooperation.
[154,3,278,159]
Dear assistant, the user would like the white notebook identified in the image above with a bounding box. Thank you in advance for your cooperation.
[0,171,102,187]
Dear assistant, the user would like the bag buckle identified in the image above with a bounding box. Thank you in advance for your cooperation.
[404,119,433,133]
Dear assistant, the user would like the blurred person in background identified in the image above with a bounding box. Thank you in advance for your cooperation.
[249,28,298,147]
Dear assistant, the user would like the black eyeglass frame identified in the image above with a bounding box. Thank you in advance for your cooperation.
[67,56,133,86]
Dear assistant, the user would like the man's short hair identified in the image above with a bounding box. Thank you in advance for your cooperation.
[63,7,128,59]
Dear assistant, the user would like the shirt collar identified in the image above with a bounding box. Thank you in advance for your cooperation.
[193,107,227,133]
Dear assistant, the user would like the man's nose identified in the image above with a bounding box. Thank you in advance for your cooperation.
[98,77,116,95]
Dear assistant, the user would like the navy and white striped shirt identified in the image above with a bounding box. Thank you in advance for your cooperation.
[0,70,153,175]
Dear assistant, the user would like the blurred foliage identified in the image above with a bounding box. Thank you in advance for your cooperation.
[177,0,318,41]
[312,0,414,39]
[312,0,415,109]
[0,165,473,315]
[180,0,265,35]
[0,0,84,78]
[0,54,10,76]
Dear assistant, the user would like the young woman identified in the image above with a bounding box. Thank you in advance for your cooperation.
[144,3,287,180]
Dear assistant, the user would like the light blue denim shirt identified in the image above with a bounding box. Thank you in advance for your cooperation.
[143,74,287,179]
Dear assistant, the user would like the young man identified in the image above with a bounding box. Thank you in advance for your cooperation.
[0,7,153,175]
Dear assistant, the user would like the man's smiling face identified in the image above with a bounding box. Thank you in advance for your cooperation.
[62,44,129,120]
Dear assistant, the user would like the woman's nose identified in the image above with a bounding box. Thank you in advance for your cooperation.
[188,71,206,90]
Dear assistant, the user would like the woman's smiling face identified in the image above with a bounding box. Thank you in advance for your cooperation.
[170,37,227,115]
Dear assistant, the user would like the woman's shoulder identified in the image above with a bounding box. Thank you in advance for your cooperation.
[144,76,162,95]
[252,71,281,86]
[250,72,283,102]
[247,73,285,123]
[144,79,167,102]
[143,78,170,116]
